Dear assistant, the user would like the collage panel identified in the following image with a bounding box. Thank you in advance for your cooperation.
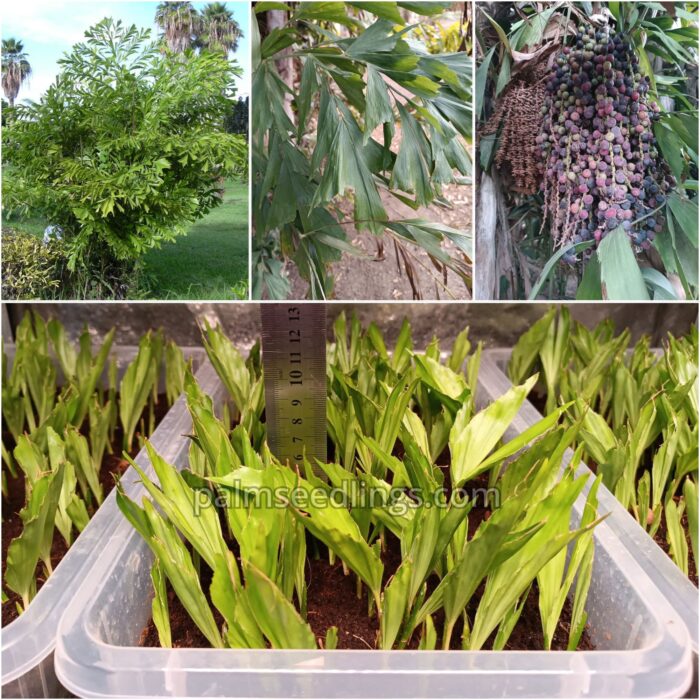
[474,1,698,301]
[0,1,699,699]
[0,301,697,698]
[251,2,472,300]
[1,1,250,301]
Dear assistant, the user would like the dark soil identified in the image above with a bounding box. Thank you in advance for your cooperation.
[139,478,594,651]
[2,394,170,626]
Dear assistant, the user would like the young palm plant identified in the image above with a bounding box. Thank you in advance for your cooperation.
[509,307,698,579]
[119,317,605,650]
[1,313,187,616]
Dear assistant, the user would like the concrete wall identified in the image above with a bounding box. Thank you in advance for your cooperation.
[3,302,697,349]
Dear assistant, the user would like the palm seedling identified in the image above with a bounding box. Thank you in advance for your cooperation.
[2,313,188,616]
[509,308,698,578]
[119,317,605,650]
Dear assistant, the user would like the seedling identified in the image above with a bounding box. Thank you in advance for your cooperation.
[2,314,186,615]
[120,318,605,650]
[509,308,698,577]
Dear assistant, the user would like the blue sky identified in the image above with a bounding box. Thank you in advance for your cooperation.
[1,0,250,103]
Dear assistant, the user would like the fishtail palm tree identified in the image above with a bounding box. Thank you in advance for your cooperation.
[2,38,32,107]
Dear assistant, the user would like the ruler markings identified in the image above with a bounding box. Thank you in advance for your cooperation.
[261,304,327,474]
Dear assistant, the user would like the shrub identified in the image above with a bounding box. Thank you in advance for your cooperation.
[1,229,66,299]
[2,19,248,285]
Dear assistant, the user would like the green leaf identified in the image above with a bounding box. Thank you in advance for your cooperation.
[151,560,172,647]
[495,54,511,97]
[476,405,570,477]
[295,2,358,27]
[391,103,433,206]
[469,476,596,650]
[243,562,316,649]
[539,476,601,650]
[201,321,253,415]
[164,341,186,406]
[654,123,685,182]
[347,2,404,24]
[242,562,316,649]
[482,10,511,53]
[576,255,603,299]
[255,2,290,12]
[13,435,47,487]
[665,498,688,576]
[598,226,651,300]
[380,560,412,649]
[252,10,262,71]
[65,428,103,505]
[261,27,298,60]
[47,319,77,379]
[364,65,394,144]
[397,2,452,17]
[325,626,339,649]
[641,268,679,300]
[508,307,554,383]
[667,192,699,248]
[127,443,232,571]
[119,332,157,451]
[314,100,388,234]
[5,464,65,608]
[347,19,400,57]
[450,376,538,486]
[296,57,320,141]
[683,479,698,567]
[118,489,224,648]
[475,45,496,119]
[416,492,532,646]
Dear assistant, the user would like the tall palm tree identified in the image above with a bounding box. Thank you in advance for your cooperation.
[2,38,32,107]
[200,2,242,54]
[155,1,200,53]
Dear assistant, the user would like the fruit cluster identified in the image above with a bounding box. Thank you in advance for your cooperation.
[536,23,675,260]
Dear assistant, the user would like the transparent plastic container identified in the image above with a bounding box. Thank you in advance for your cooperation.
[481,350,698,693]
[482,351,699,644]
[53,362,693,698]
[1,348,208,698]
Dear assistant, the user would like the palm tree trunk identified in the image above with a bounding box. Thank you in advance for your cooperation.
[267,9,295,120]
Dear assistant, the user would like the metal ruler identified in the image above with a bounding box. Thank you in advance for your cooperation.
[261,304,327,472]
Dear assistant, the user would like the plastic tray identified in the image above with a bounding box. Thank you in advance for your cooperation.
[482,350,699,652]
[1,347,208,698]
[54,362,693,698]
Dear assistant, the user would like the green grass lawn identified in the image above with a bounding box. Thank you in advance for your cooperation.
[3,212,50,238]
[4,179,249,300]
[141,179,249,300]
